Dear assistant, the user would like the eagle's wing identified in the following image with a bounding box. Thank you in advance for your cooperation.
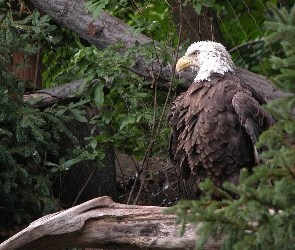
[232,92,275,163]
[168,92,199,199]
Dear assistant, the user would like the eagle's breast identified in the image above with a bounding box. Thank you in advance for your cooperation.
[169,73,255,195]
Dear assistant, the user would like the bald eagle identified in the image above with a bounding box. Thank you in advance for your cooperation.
[168,41,275,199]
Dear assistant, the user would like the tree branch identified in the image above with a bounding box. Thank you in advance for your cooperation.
[29,0,288,106]
[228,39,264,53]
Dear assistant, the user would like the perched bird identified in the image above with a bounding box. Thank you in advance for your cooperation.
[168,41,275,199]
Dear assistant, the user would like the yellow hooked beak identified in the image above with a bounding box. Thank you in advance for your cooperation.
[176,56,193,73]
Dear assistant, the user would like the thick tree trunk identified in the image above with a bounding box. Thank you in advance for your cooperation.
[0,196,222,250]
[24,87,118,207]
[171,1,225,44]
[50,105,117,207]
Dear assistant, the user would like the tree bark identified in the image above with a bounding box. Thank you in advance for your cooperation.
[50,105,117,207]
[23,80,84,107]
[30,0,152,50]
[171,1,225,44]
[0,196,222,250]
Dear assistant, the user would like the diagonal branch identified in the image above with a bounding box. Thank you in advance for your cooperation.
[30,0,287,105]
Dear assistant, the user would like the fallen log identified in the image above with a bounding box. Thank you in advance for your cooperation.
[0,196,222,250]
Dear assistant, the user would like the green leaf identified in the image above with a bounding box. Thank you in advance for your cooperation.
[96,151,105,160]
[78,75,93,95]
[36,14,51,26]
[90,139,97,149]
[119,116,136,130]
[50,167,59,173]
[61,157,84,170]
[101,111,112,124]
[93,81,105,109]
[284,120,294,135]
[70,108,87,123]
[83,0,109,19]
[185,0,215,15]
[70,99,90,108]
[24,96,43,105]
[55,108,67,116]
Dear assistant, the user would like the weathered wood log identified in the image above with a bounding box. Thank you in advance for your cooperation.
[23,80,84,107]
[0,196,222,250]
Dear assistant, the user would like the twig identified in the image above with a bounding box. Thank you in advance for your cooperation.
[115,152,128,198]
[126,154,142,204]
[155,4,183,136]
[133,138,156,204]
[34,44,41,90]
[228,39,264,53]
[72,169,95,207]
[127,169,141,205]
[128,153,139,172]
[132,41,163,204]
[173,161,183,198]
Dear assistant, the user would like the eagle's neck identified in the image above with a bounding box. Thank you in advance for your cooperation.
[194,51,235,82]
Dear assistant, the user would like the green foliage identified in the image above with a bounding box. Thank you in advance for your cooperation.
[0,6,75,231]
[165,3,295,249]
[41,29,82,88]
[264,3,295,92]
[57,40,175,159]
[166,168,295,249]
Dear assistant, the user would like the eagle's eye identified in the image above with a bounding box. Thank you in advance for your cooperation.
[194,51,199,56]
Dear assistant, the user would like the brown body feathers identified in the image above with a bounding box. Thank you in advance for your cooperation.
[168,72,274,199]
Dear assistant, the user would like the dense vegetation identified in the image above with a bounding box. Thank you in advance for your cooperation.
[0,8,75,231]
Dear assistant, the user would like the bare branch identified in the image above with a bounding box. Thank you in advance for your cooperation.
[228,40,265,53]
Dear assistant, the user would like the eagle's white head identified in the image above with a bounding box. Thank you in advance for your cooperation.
[176,41,235,82]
